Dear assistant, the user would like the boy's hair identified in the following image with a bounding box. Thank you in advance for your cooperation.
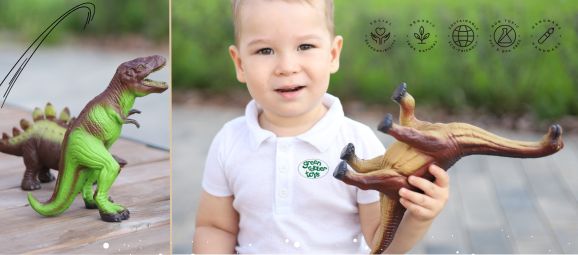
[231,0,335,44]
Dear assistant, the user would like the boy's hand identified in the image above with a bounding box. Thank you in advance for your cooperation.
[398,164,449,221]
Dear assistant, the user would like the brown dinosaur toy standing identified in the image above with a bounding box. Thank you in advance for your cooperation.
[333,83,564,254]
[0,103,126,191]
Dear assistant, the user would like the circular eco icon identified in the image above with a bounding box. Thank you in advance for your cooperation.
[406,19,438,52]
[447,19,479,52]
[365,19,396,53]
[489,19,520,53]
[531,19,561,53]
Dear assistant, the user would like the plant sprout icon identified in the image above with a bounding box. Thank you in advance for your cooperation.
[414,26,430,44]
[371,27,390,45]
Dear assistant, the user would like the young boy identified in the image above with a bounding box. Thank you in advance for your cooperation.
[193,0,449,253]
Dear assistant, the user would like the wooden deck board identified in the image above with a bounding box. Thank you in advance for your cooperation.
[0,106,169,253]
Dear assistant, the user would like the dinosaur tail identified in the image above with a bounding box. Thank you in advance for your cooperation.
[27,158,88,216]
[371,194,407,254]
[0,126,26,156]
[0,134,22,156]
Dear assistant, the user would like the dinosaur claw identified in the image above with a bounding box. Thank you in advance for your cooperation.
[550,124,562,139]
[340,143,356,161]
[124,118,140,128]
[391,82,407,103]
[128,109,141,116]
[333,161,349,180]
[378,113,393,133]
[119,208,130,220]
[99,211,124,222]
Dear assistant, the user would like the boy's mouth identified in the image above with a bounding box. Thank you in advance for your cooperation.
[275,85,305,93]
[275,85,306,100]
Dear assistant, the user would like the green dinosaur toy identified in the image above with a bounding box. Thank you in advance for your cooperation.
[28,55,168,222]
[0,103,126,191]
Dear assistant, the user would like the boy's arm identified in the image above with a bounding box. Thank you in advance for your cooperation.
[359,164,450,253]
[193,191,239,253]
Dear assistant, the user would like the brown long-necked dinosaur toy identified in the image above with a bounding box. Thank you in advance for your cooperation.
[333,83,564,254]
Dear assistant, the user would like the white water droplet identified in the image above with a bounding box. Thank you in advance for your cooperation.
[294,241,301,248]
[431,235,435,239]
[451,234,454,238]
[455,250,460,254]
[103,242,109,249]
[530,235,534,239]
[285,239,290,243]
[353,238,358,243]
[248,243,253,247]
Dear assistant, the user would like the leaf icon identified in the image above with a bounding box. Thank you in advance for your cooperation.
[414,33,421,40]
[419,26,425,36]
[423,33,430,40]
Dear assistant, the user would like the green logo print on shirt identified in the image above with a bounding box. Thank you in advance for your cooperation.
[298,159,329,179]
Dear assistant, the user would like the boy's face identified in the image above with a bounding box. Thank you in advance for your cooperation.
[229,0,342,120]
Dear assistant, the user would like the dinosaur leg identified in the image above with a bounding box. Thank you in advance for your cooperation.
[333,161,409,196]
[91,154,129,222]
[339,143,384,173]
[21,143,41,190]
[71,134,128,222]
[38,167,55,183]
[452,123,564,158]
[378,114,448,153]
[391,83,424,127]
[82,170,116,209]
[82,170,100,209]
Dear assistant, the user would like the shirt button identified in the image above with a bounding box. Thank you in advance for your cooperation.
[279,189,288,198]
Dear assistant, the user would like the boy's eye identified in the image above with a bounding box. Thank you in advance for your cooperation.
[298,44,315,51]
[256,48,273,55]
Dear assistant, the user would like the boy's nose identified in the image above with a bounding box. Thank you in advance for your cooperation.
[274,53,300,76]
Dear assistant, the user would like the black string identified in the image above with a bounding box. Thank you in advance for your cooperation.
[0,2,95,108]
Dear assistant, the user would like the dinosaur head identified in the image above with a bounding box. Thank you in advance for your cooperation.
[116,55,168,97]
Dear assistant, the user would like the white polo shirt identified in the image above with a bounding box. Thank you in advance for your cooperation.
[202,93,385,253]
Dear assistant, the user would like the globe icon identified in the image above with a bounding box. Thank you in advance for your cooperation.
[452,25,475,47]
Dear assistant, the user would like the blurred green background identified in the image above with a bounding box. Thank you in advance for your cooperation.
[0,0,168,44]
[172,0,578,121]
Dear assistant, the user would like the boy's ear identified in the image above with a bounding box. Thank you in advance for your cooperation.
[329,35,343,74]
[229,45,246,83]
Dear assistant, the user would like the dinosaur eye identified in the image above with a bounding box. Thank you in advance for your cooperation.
[136,64,145,72]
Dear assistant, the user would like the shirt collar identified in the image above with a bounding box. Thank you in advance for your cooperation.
[245,93,344,152]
